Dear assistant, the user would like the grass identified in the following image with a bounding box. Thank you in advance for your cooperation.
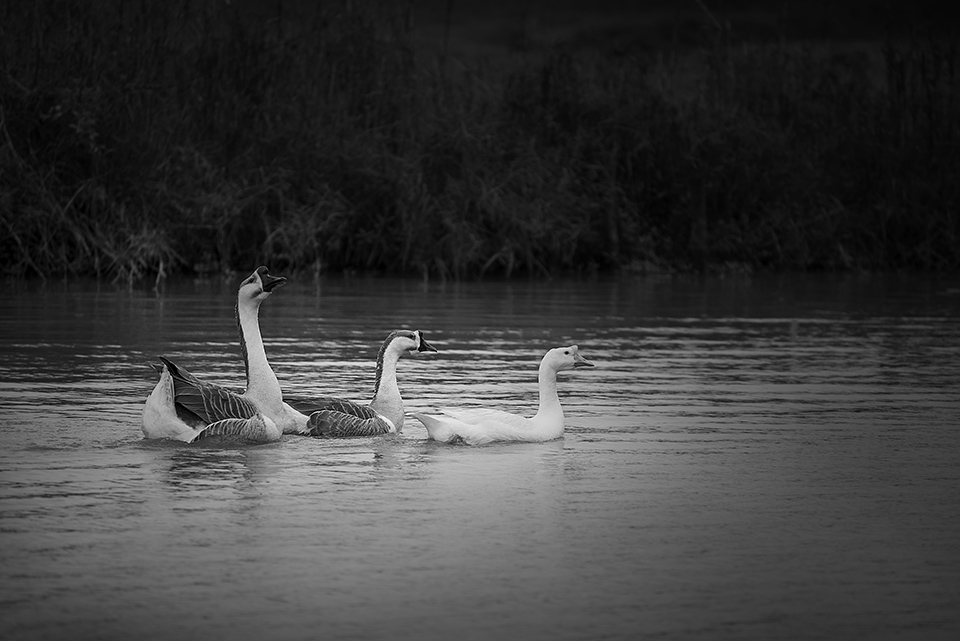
[1,0,958,281]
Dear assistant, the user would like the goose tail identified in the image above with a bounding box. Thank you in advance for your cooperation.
[141,364,205,442]
[414,412,462,444]
[158,356,203,386]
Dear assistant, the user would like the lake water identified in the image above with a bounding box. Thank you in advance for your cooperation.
[1,273,958,640]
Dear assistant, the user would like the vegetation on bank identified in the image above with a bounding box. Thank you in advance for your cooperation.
[1,0,958,281]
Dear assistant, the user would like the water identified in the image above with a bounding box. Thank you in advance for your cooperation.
[1,273,959,640]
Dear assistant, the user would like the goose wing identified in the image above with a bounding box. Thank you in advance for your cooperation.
[416,409,540,445]
[452,413,537,444]
[159,357,258,424]
[304,405,395,438]
[416,411,528,445]
[286,395,394,437]
[191,415,280,444]
[442,407,530,430]
[286,395,370,418]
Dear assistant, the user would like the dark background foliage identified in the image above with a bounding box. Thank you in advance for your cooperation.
[1,0,958,280]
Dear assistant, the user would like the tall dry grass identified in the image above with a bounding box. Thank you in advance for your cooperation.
[1,0,958,281]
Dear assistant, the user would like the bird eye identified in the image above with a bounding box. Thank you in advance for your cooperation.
[564,350,570,355]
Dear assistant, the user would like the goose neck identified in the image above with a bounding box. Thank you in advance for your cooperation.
[369,341,403,427]
[237,299,282,412]
[536,362,562,419]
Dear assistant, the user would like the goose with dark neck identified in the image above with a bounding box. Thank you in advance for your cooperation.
[140,266,287,443]
[285,329,437,437]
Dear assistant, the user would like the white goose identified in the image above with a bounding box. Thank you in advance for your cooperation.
[141,266,287,444]
[284,330,437,437]
[414,345,594,445]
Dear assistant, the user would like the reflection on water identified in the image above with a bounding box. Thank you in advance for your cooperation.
[1,274,959,640]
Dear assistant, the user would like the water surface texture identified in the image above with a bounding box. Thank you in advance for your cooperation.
[1,274,959,640]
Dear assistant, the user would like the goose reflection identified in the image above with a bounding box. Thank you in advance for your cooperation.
[158,443,281,496]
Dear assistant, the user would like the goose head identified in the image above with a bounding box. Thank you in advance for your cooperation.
[386,329,438,356]
[238,266,286,305]
[542,345,594,372]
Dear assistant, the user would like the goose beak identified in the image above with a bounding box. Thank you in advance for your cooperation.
[257,267,287,293]
[573,351,594,368]
[417,333,438,353]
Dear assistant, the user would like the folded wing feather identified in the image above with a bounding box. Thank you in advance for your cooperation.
[192,416,278,444]
[288,395,395,437]
[442,407,531,429]
[287,395,373,419]
[305,409,394,438]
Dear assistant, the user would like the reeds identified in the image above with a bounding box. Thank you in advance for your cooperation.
[1,0,958,280]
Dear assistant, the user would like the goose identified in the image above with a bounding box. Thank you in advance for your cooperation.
[284,329,438,437]
[414,345,594,445]
[142,362,280,444]
[140,266,287,443]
